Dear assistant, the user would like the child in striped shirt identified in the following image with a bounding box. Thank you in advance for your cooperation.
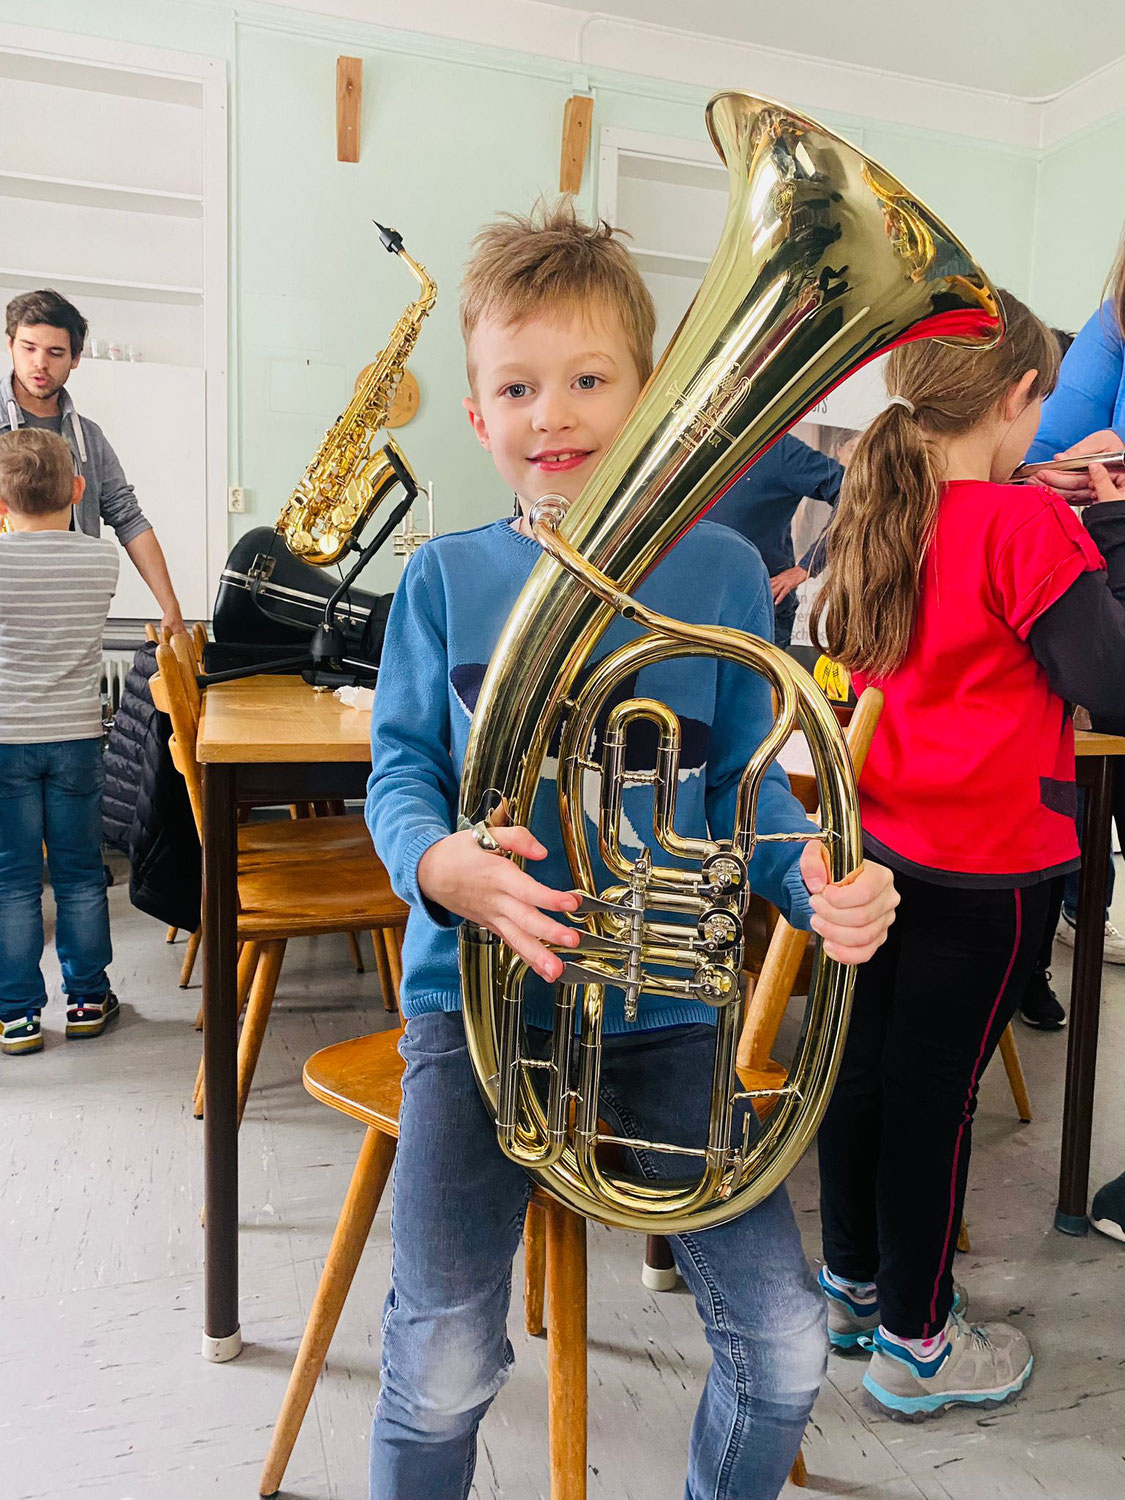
[0,427,119,1054]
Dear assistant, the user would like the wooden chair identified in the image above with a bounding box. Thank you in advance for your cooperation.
[151,643,408,1127]
[160,631,391,1006]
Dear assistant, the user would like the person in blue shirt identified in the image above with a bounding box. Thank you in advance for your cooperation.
[364,200,898,1500]
[707,432,844,644]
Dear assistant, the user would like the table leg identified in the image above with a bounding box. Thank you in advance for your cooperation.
[201,762,242,1358]
[1055,756,1113,1236]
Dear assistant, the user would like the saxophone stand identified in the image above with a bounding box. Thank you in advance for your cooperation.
[198,448,418,691]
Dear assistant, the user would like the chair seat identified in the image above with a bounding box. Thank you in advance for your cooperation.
[237,852,408,940]
[303,1027,406,1135]
[237,812,375,869]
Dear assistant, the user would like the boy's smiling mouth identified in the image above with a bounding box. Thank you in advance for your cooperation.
[529,448,592,472]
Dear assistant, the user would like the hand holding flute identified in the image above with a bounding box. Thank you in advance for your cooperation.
[1014,428,1125,502]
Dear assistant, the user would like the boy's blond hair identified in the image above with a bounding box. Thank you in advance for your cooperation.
[0,428,75,517]
[460,198,656,387]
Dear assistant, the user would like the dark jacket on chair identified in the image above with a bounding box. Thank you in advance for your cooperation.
[102,643,201,932]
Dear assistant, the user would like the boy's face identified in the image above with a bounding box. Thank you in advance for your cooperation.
[7,323,80,405]
[463,305,644,514]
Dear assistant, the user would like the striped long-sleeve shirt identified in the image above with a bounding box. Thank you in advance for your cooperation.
[0,530,119,744]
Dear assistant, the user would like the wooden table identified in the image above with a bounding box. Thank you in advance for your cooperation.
[1056,731,1125,1234]
[196,675,372,1361]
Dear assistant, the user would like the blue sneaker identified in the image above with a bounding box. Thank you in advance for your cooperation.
[863,1312,1032,1420]
[820,1267,968,1354]
[65,990,119,1039]
[819,1267,880,1351]
[2,1012,43,1055]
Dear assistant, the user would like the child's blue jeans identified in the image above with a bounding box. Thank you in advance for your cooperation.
[0,739,112,1019]
[370,1010,826,1500]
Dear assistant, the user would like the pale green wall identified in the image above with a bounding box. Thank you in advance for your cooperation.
[1031,111,1125,335]
[4,0,1114,594]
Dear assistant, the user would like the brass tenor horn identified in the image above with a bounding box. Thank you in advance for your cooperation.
[459,91,1002,1234]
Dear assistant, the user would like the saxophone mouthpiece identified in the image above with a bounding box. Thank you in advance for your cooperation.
[374,220,404,255]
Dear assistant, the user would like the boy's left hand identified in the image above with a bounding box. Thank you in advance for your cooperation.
[798,841,898,964]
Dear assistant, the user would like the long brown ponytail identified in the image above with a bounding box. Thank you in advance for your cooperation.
[811,289,1059,679]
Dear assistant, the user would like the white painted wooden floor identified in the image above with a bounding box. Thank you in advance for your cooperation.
[1,853,1123,1500]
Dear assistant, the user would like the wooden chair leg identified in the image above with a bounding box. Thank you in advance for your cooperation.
[997,1023,1032,1123]
[385,927,404,997]
[179,925,202,988]
[524,1200,546,1336]
[346,931,365,973]
[259,1127,397,1499]
[957,1220,971,1253]
[166,925,178,944]
[545,1203,587,1500]
[642,1233,679,1292]
[194,939,259,1119]
[236,940,286,1128]
[370,930,398,1014]
[789,1449,808,1487]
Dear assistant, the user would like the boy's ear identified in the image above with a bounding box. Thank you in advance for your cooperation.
[72,474,86,506]
[462,395,491,452]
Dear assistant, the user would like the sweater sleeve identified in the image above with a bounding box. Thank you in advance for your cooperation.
[365,547,460,916]
[1028,500,1125,733]
[1027,304,1125,463]
[88,424,153,546]
[791,441,845,573]
[705,562,817,929]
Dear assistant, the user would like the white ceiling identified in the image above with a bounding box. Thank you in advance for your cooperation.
[537,0,1125,98]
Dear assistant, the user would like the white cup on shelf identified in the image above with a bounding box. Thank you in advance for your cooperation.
[106,342,124,361]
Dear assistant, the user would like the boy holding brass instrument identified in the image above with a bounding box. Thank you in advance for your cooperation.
[365,201,897,1499]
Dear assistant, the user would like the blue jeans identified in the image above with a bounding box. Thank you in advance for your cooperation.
[0,739,112,1019]
[370,1011,826,1500]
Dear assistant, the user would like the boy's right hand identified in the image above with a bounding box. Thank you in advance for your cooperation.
[1035,430,1125,503]
[417,827,581,983]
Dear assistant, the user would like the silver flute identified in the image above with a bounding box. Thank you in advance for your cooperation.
[1014,450,1125,479]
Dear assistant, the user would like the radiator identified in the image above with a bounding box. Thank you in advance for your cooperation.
[101,649,135,719]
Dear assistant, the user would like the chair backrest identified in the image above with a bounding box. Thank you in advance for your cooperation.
[152,642,204,838]
[169,630,203,726]
[192,620,208,662]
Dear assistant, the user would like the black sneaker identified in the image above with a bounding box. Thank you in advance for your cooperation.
[1018,970,1066,1030]
[65,989,119,1039]
[1090,1170,1125,1244]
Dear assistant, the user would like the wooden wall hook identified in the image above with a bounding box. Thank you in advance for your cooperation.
[337,56,362,163]
[559,93,594,195]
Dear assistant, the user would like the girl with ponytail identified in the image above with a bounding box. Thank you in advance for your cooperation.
[810,289,1125,1419]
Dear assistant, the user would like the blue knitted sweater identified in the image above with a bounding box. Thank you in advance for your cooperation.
[365,516,815,1029]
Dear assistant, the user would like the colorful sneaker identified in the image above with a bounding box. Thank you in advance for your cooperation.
[1018,969,1067,1030]
[1090,1170,1125,1244]
[819,1268,880,1351]
[65,990,119,1039]
[2,1013,43,1055]
[863,1311,1032,1420]
[820,1268,969,1354]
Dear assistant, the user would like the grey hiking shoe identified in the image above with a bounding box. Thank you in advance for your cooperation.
[863,1311,1032,1419]
[819,1267,967,1354]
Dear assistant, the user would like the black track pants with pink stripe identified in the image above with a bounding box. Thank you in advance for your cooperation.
[817,869,1053,1339]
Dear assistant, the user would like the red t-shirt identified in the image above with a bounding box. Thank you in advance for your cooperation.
[853,480,1105,885]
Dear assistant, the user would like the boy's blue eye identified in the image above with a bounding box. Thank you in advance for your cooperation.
[504,383,528,399]
[576,374,600,390]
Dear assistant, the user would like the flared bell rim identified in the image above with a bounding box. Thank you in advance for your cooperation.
[704,89,1004,352]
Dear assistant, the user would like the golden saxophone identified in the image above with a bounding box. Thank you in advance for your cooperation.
[459,91,1003,1235]
[276,222,436,566]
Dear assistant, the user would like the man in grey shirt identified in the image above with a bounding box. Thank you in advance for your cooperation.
[3,288,185,635]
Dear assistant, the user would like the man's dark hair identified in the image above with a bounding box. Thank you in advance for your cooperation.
[5,288,88,358]
[1051,327,1075,359]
